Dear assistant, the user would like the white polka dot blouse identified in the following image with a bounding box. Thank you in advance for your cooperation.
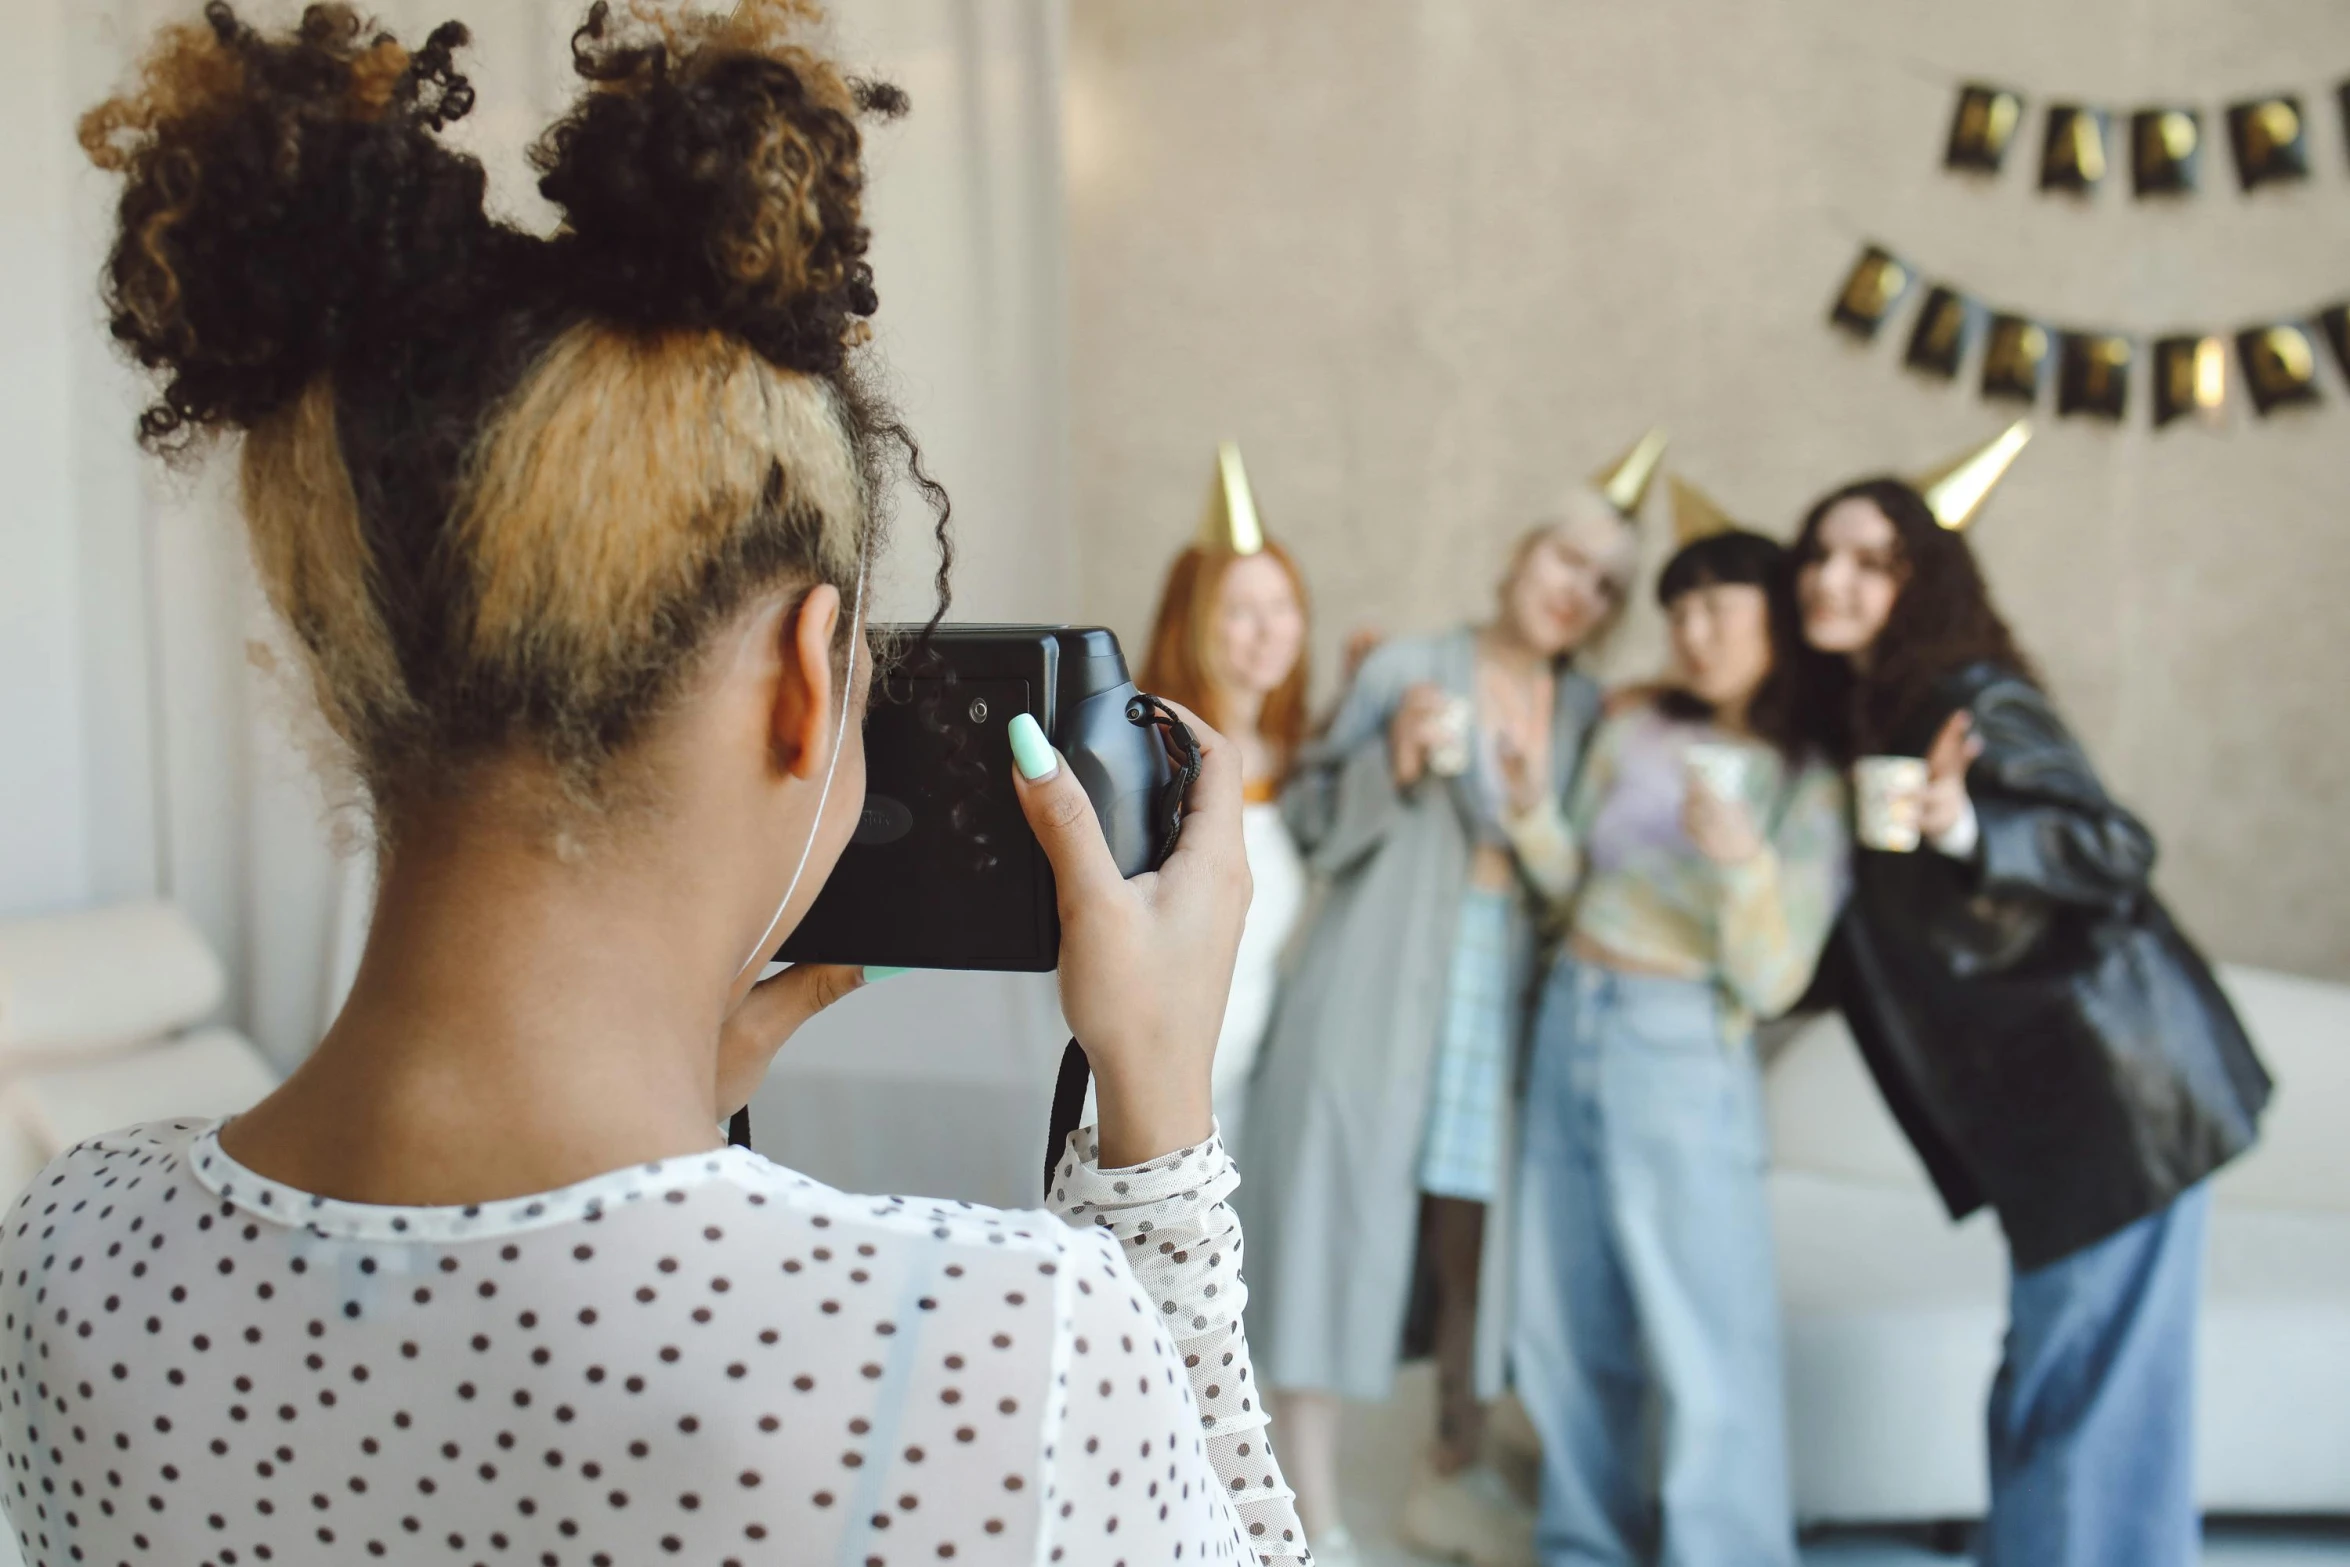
[0,1118,1306,1565]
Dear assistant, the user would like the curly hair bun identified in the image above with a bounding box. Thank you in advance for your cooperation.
[81,2,498,449]
[533,0,907,376]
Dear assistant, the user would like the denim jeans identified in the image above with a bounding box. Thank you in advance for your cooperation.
[1984,1182,2211,1567]
[1513,959,1796,1567]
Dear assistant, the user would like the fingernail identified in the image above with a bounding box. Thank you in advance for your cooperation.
[861,965,911,983]
[1008,712,1058,781]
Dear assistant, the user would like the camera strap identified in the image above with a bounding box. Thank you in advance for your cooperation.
[1042,694,1203,1195]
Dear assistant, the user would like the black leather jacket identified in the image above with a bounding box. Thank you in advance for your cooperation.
[1829,662,2271,1271]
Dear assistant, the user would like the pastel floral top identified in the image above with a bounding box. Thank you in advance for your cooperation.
[1504,703,1850,1023]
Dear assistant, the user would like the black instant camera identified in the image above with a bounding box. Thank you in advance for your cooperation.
[776,626,1186,972]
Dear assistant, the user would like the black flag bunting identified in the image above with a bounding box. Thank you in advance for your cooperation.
[2130,109,2202,196]
[1942,77,2350,197]
[2040,106,2109,193]
[1828,242,2348,427]
[2151,337,2227,427]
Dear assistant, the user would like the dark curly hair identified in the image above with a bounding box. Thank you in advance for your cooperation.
[1788,477,2037,759]
[79,0,951,823]
[1653,528,1836,763]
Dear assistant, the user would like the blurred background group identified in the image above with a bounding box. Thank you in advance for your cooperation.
[2,2,2346,1563]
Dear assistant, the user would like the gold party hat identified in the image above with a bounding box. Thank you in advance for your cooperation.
[1668,476,1740,545]
[1590,428,1669,517]
[1196,440,1266,556]
[1911,418,2032,531]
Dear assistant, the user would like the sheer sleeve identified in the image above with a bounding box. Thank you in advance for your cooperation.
[1501,710,1623,911]
[1047,1127,1309,1563]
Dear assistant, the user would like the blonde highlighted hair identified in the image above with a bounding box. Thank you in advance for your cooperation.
[81,1,945,819]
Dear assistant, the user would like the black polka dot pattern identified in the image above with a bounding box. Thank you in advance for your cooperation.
[1052,1127,1307,1560]
[0,1119,1296,1566]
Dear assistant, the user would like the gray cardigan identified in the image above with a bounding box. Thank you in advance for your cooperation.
[1238,628,1602,1402]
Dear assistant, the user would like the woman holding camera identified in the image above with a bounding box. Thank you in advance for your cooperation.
[1503,519,1845,1567]
[1138,452,1312,1151]
[1792,461,2269,1567]
[0,6,1304,1564]
[1242,482,1641,1566]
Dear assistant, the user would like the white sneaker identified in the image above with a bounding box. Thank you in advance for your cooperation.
[1309,1522,1364,1567]
[1398,1460,1537,1567]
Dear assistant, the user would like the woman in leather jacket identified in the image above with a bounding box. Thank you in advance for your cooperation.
[1790,476,2269,1567]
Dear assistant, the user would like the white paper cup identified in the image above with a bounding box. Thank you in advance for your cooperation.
[1854,755,1930,852]
[1684,742,1756,804]
[1425,694,1475,778]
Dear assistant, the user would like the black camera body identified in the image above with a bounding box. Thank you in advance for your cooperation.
[776,626,1178,972]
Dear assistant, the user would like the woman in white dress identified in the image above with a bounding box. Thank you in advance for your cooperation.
[0,7,1306,1564]
[1138,445,1312,1154]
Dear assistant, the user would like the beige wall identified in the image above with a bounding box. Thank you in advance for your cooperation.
[1066,0,2350,979]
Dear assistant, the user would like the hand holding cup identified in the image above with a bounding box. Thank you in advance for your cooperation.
[1917,710,1983,842]
[1390,682,1467,787]
[1682,746,1763,864]
[1854,712,1980,852]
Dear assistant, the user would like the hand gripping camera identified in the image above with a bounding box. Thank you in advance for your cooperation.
[777,625,1190,971]
[772,627,1195,1191]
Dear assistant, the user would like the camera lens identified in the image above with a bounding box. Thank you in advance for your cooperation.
[968,698,991,724]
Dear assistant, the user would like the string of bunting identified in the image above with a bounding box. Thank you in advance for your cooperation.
[1942,79,2350,196]
[1829,243,2350,424]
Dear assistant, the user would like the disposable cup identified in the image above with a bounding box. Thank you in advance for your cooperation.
[1684,742,1757,805]
[1854,755,1930,852]
[1425,694,1475,778]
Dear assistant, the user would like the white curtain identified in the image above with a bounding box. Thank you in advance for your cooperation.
[16,0,1075,1210]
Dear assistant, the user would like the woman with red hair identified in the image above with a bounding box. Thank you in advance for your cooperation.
[1139,444,1313,1151]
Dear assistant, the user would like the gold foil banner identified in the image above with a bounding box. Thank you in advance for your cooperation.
[1904,285,1974,380]
[2040,105,2109,192]
[1830,245,1913,339]
[1935,80,2350,200]
[2227,96,2310,189]
[1946,85,2024,172]
[1982,314,2051,402]
[2130,108,2202,196]
[2319,304,2350,386]
[2151,336,2228,427]
[2057,332,2133,420]
[2237,324,2321,413]
[1823,248,2350,428]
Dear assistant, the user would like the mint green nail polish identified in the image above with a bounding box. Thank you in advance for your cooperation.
[861,965,911,983]
[1008,712,1058,781]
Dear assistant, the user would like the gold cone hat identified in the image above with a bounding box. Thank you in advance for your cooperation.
[1590,428,1669,518]
[1912,418,2032,532]
[1196,440,1266,555]
[1668,476,1740,546]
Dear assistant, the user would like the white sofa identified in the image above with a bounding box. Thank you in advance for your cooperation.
[0,901,281,1201]
[1767,963,2350,1523]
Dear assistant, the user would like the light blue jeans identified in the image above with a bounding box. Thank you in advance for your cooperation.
[1984,1182,2210,1567]
[1513,959,1796,1567]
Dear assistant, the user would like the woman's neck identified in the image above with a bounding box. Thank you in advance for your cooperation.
[1213,681,1283,786]
[1476,620,1549,677]
[220,804,748,1204]
[1215,681,1266,742]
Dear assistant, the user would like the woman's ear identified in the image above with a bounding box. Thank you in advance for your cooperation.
[770,584,843,780]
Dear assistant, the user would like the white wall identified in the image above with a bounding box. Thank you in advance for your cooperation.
[0,0,94,918]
